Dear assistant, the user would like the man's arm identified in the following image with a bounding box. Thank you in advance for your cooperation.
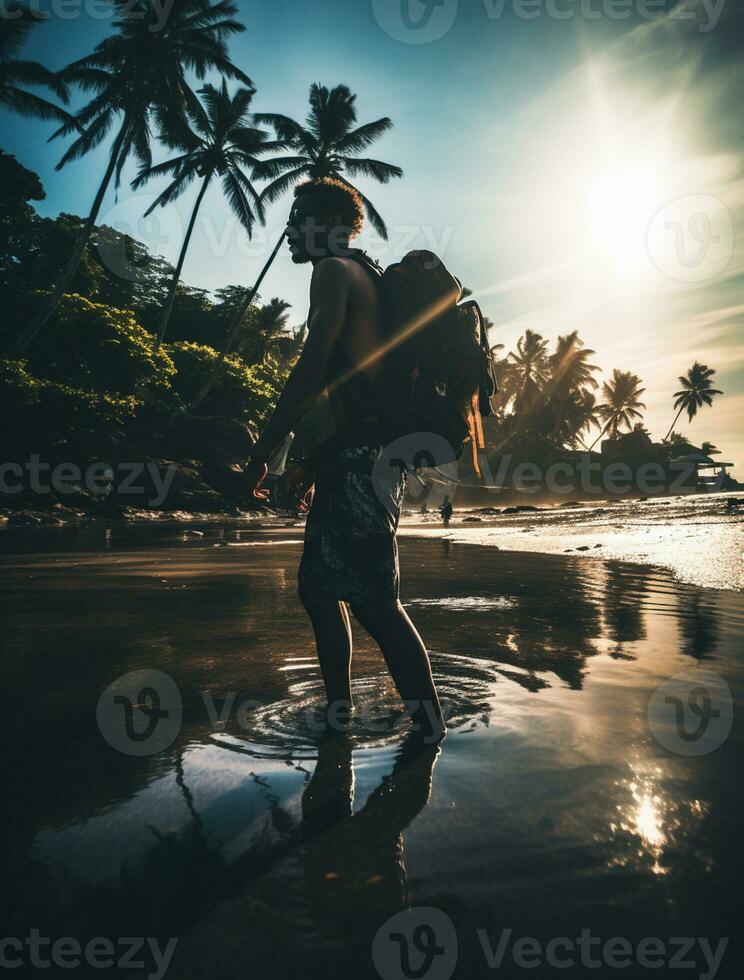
[249,257,351,464]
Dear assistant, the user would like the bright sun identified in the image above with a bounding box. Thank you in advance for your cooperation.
[584,163,666,276]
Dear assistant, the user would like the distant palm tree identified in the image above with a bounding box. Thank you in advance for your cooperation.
[255,83,403,237]
[665,362,723,440]
[590,369,646,449]
[133,81,278,347]
[0,5,73,124]
[13,0,251,353]
[250,298,292,360]
[543,331,600,446]
[562,390,599,450]
[508,329,549,413]
[701,441,721,457]
[547,331,599,394]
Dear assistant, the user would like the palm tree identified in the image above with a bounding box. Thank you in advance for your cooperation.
[0,5,73,124]
[255,83,402,237]
[132,80,279,347]
[508,329,549,414]
[665,362,723,440]
[248,298,293,361]
[542,331,600,447]
[701,441,720,457]
[561,389,599,449]
[13,0,251,354]
[187,82,403,412]
[547,331,599,394]
[589,369,646,449]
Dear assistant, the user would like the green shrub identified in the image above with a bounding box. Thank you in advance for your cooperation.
[24,294,175,395]
[166,341,285,425]
[1,358,141,447]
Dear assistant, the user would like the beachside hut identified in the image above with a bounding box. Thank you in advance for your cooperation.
[671,452,736,489]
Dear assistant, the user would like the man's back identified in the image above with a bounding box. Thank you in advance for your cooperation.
[324,255,385,385]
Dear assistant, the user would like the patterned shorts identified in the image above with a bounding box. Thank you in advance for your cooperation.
[298,445,407,605]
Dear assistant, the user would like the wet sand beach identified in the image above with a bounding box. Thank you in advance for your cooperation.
[1,522,743,978]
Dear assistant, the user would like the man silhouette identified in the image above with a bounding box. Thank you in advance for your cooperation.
[243,178,445,739]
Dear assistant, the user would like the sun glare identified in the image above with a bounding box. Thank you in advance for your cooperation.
[584,162,667,276]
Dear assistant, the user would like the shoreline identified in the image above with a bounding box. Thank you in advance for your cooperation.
[400,491,744,593]
[2,490,742,593]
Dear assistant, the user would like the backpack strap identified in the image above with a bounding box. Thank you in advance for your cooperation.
[345,249,384,281]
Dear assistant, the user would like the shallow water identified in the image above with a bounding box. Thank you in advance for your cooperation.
[1,525,742,978]
[401,490,744,591]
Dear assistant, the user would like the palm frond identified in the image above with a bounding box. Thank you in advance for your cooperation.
[339,156,403,183]
[333,117,393,154]
[258,166,311,205]
[221,168,256,233]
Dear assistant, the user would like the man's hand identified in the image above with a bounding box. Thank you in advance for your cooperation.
[286,463,314,511]
[244,459,270,501]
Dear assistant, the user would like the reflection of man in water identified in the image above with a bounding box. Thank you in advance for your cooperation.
[300,733,440,947]
[439,496,453,527]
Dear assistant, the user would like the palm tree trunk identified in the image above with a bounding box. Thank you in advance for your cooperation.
[156,175,211,348]
[187,229,287,413]
[12,114,132,355]
[588,421,610,452]
[664,405,685,441]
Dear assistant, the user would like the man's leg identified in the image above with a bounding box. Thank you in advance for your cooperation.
[302,597,353,709]
[350,599,445,738]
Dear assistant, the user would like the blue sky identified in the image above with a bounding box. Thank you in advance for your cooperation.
[2,0,743,467]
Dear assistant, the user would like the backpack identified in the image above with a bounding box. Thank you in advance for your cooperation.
[357,250,497,474]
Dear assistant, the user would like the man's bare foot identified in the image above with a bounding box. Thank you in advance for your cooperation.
[322,699,354,734]
[410,700,447,744]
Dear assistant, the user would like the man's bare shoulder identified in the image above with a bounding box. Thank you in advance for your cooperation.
[311,255,359,282]
[309,256,364,305]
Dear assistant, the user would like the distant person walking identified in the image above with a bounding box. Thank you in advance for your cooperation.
[439,496,453,527]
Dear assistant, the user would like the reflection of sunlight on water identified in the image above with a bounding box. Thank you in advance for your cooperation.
[405,596,517,611]
[610,763,709,876]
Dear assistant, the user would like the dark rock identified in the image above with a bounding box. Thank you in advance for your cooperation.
[200,461,248,501]
[462,516,483,523]
[162,415,256,464]
[558,501,583,508]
